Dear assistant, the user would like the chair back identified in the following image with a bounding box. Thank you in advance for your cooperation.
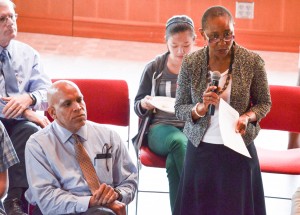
[257,85,300,175]
[260,85,300,133]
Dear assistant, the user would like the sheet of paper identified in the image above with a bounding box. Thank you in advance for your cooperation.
[148,96,175,113]
[219,99,251,158]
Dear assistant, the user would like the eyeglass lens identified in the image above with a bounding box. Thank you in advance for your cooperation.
[0,14,18,23]
[205,32,234,44]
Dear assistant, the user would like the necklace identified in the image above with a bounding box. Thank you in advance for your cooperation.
[206,44,235,95]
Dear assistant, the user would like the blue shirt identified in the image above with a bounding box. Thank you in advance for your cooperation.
[0,40,52,116]
[25,120,137,215]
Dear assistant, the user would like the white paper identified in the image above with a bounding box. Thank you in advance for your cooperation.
[148,96,175,113]
[219,99,251,158]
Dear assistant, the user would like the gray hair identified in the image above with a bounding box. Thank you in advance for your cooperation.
[201,6,234,30]
[0,0,15,8]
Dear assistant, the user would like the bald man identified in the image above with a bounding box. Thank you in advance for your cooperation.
[25,80,137,215]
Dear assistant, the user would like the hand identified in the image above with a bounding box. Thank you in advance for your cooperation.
[140,95,155,110]
[2,94,32,118]
[202,85,220,110]
[89,183,118,207]
[105,201,126,215]
[235,114,250,135]
[22,109,51,128]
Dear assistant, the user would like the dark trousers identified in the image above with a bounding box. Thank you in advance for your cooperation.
[33,205,116,215]
[1,118,40,200]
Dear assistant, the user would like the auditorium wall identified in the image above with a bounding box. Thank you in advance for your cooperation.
[14,0,300,52]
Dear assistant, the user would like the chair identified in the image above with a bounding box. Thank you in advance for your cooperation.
[257,85,300,174]
[29,78,130,215]
[140,144,166,168]
[135,128,168,214]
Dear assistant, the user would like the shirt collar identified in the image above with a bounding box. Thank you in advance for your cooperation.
[0,41,13,59]
[52,121,88,144]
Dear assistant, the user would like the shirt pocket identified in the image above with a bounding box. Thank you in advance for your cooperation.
[94,153,113,184]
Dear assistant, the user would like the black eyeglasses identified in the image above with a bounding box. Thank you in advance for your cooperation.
[0,14,18,24]
[204,31,234,44]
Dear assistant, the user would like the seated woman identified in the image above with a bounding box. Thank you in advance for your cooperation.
[133,15,196,213]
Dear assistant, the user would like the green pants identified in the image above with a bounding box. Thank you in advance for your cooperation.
[148,124,188,212]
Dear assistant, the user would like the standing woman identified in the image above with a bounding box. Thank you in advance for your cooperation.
[134,15,196,212]
[174,6,271,215]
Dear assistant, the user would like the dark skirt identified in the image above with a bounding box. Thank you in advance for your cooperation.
[173,141,266,215]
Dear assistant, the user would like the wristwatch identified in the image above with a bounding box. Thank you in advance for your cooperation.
[29,93,37,106]
[114,188,123,201]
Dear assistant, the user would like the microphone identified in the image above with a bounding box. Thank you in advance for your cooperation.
[208,71,221,115]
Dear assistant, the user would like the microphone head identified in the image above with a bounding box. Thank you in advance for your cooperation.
[211,71,221,81]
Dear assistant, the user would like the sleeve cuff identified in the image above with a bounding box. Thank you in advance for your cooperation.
[75,196,91,213]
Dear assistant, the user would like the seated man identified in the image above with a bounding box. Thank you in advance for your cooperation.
[0,0,52,214]
[25,80,138,215]
[0,121,19,215]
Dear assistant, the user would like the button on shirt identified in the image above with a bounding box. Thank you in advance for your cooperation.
[25,121,138,215]
[0,40,51,117]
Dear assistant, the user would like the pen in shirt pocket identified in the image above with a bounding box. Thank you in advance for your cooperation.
[94,143,112,171]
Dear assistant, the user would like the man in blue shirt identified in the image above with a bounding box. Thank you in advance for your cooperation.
[25,80,137,215]
[0,0,52,214]
[0,121,19,215]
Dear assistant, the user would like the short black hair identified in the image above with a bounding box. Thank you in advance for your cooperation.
[201,6,234,30]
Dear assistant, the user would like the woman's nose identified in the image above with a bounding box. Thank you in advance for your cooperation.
[177,47,185,54]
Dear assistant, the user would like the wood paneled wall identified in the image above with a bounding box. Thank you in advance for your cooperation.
[14,0,300,52]
[15,0,73,36]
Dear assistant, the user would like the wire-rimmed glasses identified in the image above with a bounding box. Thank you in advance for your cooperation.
[0,14,18,24]
[204,31,234,44]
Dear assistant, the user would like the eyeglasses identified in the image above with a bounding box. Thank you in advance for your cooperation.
[0,14,18,24]
[204,31,234,44]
